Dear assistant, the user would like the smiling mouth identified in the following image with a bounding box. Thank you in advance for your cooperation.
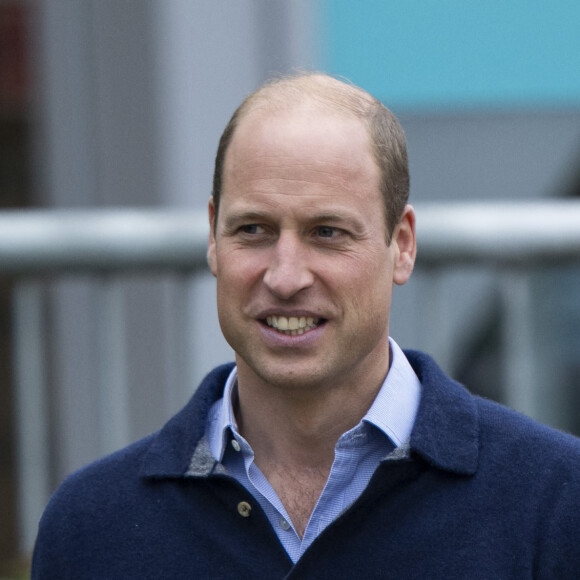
[265,315,322,336]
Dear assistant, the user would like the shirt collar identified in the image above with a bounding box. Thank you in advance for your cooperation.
[207,337,421,462]
[363,337,421,446]
[207,366,240,463]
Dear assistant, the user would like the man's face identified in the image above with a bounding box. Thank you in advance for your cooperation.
[208,105,415,395]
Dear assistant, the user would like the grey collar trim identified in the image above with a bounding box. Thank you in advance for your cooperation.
[382,441,411,462]
[186,435,229,477]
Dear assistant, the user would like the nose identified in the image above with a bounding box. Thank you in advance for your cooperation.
[263,232,314,300]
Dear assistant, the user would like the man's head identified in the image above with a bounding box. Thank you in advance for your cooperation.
[212,72,409,243]
[207,72,416,396]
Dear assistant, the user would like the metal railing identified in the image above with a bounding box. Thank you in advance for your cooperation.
[3,202,580,273]
[2,200,580,554]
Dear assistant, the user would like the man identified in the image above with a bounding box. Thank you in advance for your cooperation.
[33,73,580,578]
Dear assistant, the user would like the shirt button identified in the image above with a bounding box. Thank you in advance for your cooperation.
[279,517,291,531]
[231,439,241,452]
[237,501,252,518]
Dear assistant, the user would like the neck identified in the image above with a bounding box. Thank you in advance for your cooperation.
[234,359,389,472]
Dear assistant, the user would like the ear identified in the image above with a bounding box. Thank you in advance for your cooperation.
[207,196,218,277]
[392,205,417,286]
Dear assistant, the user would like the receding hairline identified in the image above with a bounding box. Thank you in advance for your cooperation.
[233,72,379,125]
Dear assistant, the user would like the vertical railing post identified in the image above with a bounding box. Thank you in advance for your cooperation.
[501,269,540,419]
[161,272,202,417]
[419,267,458,374]
[95,276,130,456]
[12,281,52,555]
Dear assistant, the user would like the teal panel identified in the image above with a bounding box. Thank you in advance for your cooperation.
[320,0,580,111]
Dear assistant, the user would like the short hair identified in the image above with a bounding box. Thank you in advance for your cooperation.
[211,72,409,242]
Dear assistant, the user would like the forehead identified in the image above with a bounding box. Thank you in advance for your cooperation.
[223,105,378,195]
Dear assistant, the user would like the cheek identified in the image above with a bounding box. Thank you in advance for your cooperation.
[338,249,392,292]
[216,250,266,294]
[343,259,393,319]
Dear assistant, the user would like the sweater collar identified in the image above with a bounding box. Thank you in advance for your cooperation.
[141,351,479,478]
[141,363,235,478]
[405,350,479,475]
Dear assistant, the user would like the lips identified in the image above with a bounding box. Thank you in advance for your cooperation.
[265,315,321,336]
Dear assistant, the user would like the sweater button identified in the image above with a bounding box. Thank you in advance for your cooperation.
[237,501,252,518]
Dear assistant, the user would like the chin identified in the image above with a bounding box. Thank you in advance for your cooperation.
[251,361,339,394]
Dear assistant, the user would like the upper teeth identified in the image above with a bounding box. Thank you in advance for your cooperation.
[266,315,319,334]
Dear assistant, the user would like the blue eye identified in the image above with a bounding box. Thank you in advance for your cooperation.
[240,224,261,234]
[317,226,335,238]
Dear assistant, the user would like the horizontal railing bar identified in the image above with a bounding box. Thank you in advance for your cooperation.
[415,200,580,266]
[0,209,210,274]
[0,201,580,274]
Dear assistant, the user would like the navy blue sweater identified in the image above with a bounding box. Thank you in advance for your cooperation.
[33,351,580,579]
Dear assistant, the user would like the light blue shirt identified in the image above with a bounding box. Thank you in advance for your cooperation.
[206,337,421,563]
